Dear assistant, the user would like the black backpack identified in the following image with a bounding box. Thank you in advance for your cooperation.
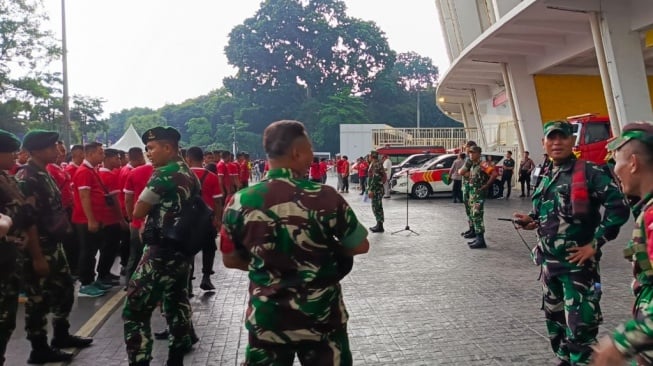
[162,170,216,256]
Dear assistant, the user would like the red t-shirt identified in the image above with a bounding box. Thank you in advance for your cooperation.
[357,161,369,177]
[46,163,74,209]
[123,164,154,229]
[98,167,121,225]
[309,162,322,180]
[191,168,223,209]
[239,161,250,183]
[227,161,239,179]
[337,160,346,174]
[71,161,110,225]
[118,164,134,216]
[319,161,327,176]
[64,163,79,179]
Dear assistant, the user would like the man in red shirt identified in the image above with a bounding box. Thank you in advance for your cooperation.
[71,142,112,297]
[117,147,145,278]
[216,150,230,198]
[357,156,369,194]
[186,147,223,291]
[97,149,127,286]
[227,152,240,192]
[8,148,29,175]
[46,141,78,276]
[309,157,322,182]
[64,145,84,179]
[123,161,154,282]
[319,158,328,184]
[237,152,251,188]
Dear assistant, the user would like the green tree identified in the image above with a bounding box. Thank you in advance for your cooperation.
[315,90,369,152]
[394,51,439,92]
[70,95,106,144]
[186,117,213,147]
[127,114,167,136]
[0,0,61,134]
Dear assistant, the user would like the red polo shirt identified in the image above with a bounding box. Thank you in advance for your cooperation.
[64,162,79,179]
[71,161,109,224]
[357,161,369,178]
[123,164,154,229]
[118,164,134,217]
[239,161,250,183]
[309,162,322,180]
[98,167,121,225]
[47,163,74,209]
[191,167,223,209]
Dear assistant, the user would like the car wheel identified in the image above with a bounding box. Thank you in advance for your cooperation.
[490,182,501,199]
[411,183,431,199]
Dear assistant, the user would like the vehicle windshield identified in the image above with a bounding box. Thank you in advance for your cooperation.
[420,156,440,168]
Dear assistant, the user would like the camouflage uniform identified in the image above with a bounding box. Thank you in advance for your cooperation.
[221,167,368,366]
[467,159,492,235]
[0,171,31,364]
[461,158,474,231]
[123,157,197,364]
[611,193,653,363]
[367,159,385,224]
[530,157,628,365]
[15,162,76,347]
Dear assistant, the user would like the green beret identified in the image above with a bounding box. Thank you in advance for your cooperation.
[543,120,573,138]
[22,129,59,151]
[141,127,181,144]
[0,129,21,153]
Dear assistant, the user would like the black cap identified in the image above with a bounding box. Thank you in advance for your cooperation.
[22,130,60,151]
[141,127,181,144]
[0,129,21,153]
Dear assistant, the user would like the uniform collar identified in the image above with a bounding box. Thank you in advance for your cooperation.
[632,192,653,218]
[266,168,295,179]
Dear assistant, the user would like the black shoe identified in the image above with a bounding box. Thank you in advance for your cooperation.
[556,360,571,366]
[463,231,476,239]
[519,194,525,197]
[460,229,473,237]
[51,334,93,349]
[28,347,73,364]
[369,222,384,233]
[200,275,215,291]
[154,328,169,340]
[469,235,487,249]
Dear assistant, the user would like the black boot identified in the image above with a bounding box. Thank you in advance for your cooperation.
[165,350,185,366]
[51,320,93,349]
[460,228,472,236]
[154,327,169,340]
[28,338,73,364]
[199,274,215,291]
[129,361,150,366]
[463,229,476,239]
[369,222,384,233]
[469,234,487,249]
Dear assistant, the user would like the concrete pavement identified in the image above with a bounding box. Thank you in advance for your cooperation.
[11,183,635,365]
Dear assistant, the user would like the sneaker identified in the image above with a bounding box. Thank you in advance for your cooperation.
[92,280,113,291]
[78,284,106,298]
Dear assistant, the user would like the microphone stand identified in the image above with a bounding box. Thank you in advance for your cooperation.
[392,169,419,236]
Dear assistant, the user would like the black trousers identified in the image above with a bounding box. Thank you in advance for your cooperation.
[519,170,531,196]
[120,224,130,268]
[359,176,367,193]
[76,224,103,286]
[499,171,513,198]
[97,223,121,279]
[452,179,462,202]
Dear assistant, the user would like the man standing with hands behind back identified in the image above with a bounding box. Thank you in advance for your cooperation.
[220,120,369,366]
[513,121,628,366]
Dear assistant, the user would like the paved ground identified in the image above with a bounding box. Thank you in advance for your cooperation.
[9,180,636,365]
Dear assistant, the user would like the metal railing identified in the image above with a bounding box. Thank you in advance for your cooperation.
[372,127,477,150]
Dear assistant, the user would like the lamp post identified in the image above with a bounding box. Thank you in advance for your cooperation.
[61,0,71,146]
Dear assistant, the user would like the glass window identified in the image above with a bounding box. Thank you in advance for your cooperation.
[584,123,611,144]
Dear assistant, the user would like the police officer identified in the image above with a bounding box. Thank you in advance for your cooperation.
[16,130,93,363]
[591,122,653,365]
[514,120,629,366]
[123,127,196,366]
[368,151,386,233]
[461,145,497,249]
[0,130,49,365]
[220,120,369,366]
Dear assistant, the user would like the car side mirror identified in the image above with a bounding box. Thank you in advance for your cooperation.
[435,164,444,169]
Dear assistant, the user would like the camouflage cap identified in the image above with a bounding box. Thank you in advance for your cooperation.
[370,150,379,158]
[0,129,21,153]
[22,129,59,151]
[607,121,653,151]
[543,120,573,138]
[141,126,181,144]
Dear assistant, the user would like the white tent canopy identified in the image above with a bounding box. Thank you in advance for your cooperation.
[109,124,144,151]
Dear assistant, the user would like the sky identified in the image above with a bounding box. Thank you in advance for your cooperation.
[42,0,450,115]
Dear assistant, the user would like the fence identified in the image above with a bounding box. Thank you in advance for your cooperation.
[371,128,478,150]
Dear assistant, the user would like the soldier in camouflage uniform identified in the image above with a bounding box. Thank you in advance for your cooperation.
[460,141,478,239]
[514,121,629,366]
[220,120,370,366]
[591,122,653,365]
[0,129,49,365]
[123,127,197,366]
[16,130,93,363]
[460,145,497,249]
[368,151,386,233]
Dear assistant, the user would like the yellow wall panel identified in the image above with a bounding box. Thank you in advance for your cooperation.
[533,75,653,124]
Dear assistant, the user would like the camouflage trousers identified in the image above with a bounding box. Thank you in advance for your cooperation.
[24,242,74,342]
[615,284,653,365]
[0,247,21,364]
[462,184,472,228]
[245,327,352,366]
[467,188,485,234]
[370,187,384,223]
[542,266,602,366]
[123,246,192,363]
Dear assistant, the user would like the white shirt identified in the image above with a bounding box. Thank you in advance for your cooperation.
[382,158,392,177]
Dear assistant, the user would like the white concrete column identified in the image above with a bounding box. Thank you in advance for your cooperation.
[504,58,544,158]
[492,0,522,19]
[451,0,483,50]
[596,0,653,127]
[468,90,488,148]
